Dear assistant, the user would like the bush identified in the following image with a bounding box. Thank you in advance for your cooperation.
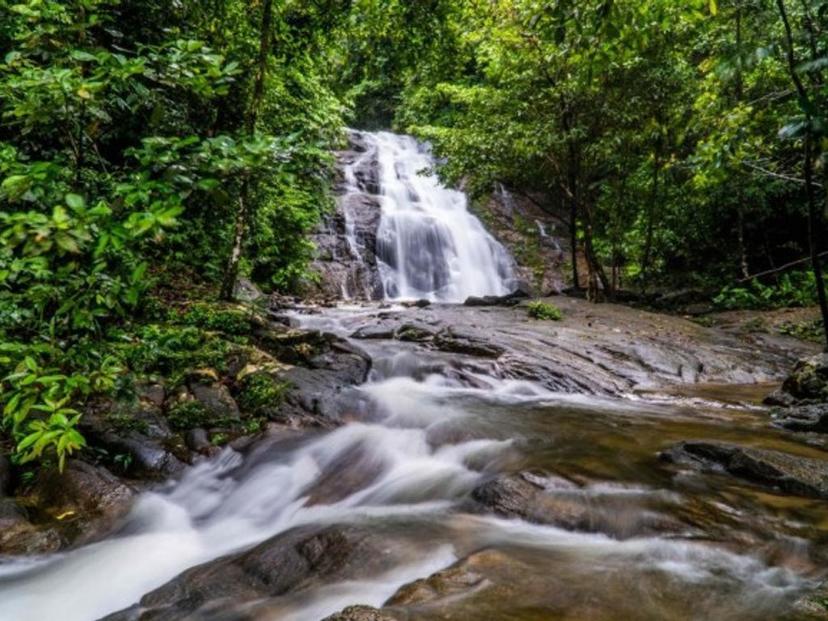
[714,271,826,310]
[181,304,252,336]
[166,401,212,431]
[526,301,563,321]
[237,372,289,417]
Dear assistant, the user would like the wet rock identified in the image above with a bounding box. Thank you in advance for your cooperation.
[764,388,798,408]
[322,606,396,621]
[781,353,828,402]
[102,526,375,621]
[96,431,185,479]
[188,381,241,421]
[351,325,396,340]
[184,428,211,453]
[137,382,165,409]
[788,581,828,620]
[0,453,11,496]
[0,458,136,556]
[280,337,372,422]
[464,294,521,307]
[0,517,62,556]
[472,472,686,539]
[464,285,530,307]
[386,559,487,606]
[433,329,505,359]
[395,323,436,342]
[771,403,828,433]
[35,460,134,519]
[660,441,828,499]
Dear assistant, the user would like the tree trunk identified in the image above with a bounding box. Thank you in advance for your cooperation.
[805,137,828,351]
[562,107,580,289]
[640,141,661,292]
[737,205,750,279]
[220,0,274,301]
[776,0,828,350]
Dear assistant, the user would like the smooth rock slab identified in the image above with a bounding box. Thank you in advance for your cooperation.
[660,441,828,499]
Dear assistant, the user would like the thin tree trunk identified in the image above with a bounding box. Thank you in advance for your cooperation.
[734,7,750,280]
[776,0,828,350]
[563,109,580,289]
[640,141,661,292]
[220,0,274,301]
[737,205,750,279]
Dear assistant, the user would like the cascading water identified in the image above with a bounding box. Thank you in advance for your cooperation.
[0,136,821,620]
[0,307,816,620]
[345,132,515,302]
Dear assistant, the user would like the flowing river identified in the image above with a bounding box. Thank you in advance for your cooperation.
[0,132,824,620]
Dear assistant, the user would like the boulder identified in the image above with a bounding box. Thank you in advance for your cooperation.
[385,559,487,607]
[184,428,211,453]
[11,460,137,550]
[660,441,828,499]
[771,403,828,433]
[780,353,828,402]
[102,525,389,621]
[433,329,505,359]
[351,325,396,340]
[322,606,396,621]
[471,472,684,539]
[94,431,185,479]
[188,381,241,421]
[0,508,62,556]
[463,285,531,307]
[395,323,436,342]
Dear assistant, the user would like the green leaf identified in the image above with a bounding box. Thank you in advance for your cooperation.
[65,193,86,209]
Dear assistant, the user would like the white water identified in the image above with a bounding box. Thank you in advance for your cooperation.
[0,320,810,619]
[346,131,514,302]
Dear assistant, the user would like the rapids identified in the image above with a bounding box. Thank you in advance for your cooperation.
[0,132,824,620]
[0,306,823,620]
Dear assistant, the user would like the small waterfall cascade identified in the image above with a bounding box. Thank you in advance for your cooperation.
[342,131,515,302]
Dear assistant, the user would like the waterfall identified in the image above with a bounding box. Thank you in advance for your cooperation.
[344,131,514,302]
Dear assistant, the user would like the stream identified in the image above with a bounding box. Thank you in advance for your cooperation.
[0,132,824,620]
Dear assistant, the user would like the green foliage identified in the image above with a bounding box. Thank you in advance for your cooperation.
[714,272,826,310]
[237,372,288,417]
[122,325,232,379]
[526,301,563,321]
[181,304,251,336]
[166,400,212,432]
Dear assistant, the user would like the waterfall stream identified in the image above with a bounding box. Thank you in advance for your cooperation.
[0,133,821,621]
[342,132,514,302]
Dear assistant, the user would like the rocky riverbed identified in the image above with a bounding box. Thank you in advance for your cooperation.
[1,296,827,621]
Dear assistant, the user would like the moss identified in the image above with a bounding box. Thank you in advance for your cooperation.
[237,372,289,417]
[526,301,562,321]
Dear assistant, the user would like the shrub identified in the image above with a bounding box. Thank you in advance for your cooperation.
[237,372,289,417]
[166,400,212,431]
[527,301,563,321]
[181,304,252,336]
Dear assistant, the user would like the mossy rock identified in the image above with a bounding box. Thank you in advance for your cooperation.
[782,354,828,402]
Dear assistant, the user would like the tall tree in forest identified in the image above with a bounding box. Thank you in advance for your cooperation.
[775,0,828,349]
[220,0,274,300]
